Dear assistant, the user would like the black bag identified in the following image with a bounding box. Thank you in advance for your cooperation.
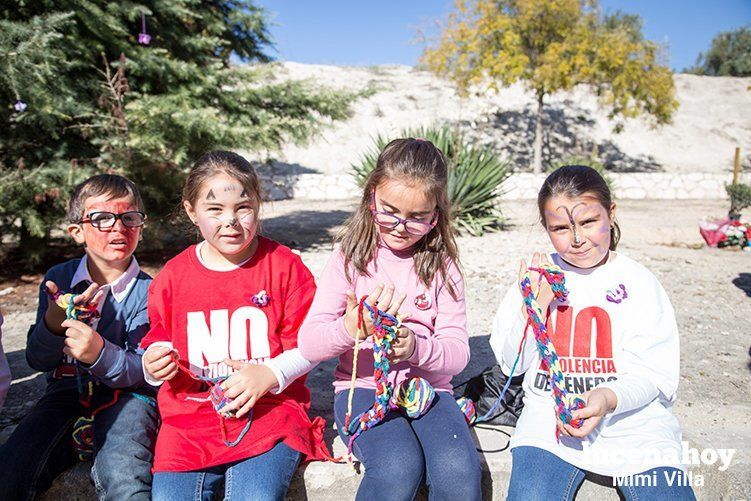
[457,364,525,426]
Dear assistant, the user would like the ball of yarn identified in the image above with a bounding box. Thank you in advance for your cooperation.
[392,377,435,418]
[456,396,477,425]
[52,292,99,322]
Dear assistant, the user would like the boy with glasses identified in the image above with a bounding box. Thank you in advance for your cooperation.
[0,174,157,500]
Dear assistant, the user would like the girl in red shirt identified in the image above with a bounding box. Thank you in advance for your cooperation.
[141,151,326,500]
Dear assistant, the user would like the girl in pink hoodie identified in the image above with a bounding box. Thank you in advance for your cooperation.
[299,138,481,501]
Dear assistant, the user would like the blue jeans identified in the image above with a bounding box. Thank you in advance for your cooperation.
[508,446,697,500]
[335,388,482,501]
[0,382,157,500]
[152,442,301,501]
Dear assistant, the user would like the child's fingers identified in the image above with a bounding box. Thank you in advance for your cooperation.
[235,393,256,419]
[45,281,59,296]
[223,387,250,411]
[391,346,408,363]
[378,285,395,311]
[160,365,179,381]
[145,346,171,362]
[223,359,245,371]
[573,405,598,421]
[148,353,176,373]
[75,283,100,304]
[566,418,596,438]
[61,318,88,332]
[90,289,105,307]
[517,259,527,281]
[556,418,571,437]
[152,361,177,380]
[386,293,406,316]
[366,284,385,307]
[531,252,540,269]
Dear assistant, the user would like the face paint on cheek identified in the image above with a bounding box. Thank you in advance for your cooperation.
[239,212,255,230]
[214,213,239,227]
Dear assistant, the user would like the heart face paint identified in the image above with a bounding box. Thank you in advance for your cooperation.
[185,173,259,266]
[543,193,614,269]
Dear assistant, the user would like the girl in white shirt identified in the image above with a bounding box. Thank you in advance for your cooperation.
[491,165,695,500]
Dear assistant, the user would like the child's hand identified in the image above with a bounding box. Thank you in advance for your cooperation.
[343,284,406,340]
[390,324,415,363]
[518,253,555,318]
[43,281,102,335]
[143,346,179,382]
[61,319,104,365]
[556,388,617,438]
[220,360,278,418]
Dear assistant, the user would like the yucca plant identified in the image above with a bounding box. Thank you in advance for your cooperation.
[352,126,510,236]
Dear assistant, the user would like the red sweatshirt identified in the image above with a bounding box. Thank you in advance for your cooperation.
[141,237,328,472]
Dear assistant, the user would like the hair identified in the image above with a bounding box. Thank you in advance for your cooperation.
[537,165,620,250]
[337,137,462,298]
[182,150,263,212]
[68,174,144,223]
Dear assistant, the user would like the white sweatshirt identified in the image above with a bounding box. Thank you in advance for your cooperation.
[489,253,685,476]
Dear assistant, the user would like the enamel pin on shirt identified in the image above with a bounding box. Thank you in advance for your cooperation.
[252,290,270,307]
[414,293,431,310]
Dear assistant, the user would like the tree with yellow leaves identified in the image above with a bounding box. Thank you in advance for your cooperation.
[423,0,677,173]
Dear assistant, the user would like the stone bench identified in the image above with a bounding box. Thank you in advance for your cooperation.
[41,425,750,500]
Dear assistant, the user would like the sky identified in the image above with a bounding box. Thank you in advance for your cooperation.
[254,0,750,71]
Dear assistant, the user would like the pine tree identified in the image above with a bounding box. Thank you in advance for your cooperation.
[0,1,356,262]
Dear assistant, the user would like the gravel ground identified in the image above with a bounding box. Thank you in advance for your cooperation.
[1,197,749,493]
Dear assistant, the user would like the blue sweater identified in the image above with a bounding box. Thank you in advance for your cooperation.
[26,257,153,393]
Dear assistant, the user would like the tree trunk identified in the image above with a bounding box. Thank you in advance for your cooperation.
[533,91,544,173]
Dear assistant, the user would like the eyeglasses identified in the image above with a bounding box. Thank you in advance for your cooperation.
[369,190,438,236]
[78,211,147,229]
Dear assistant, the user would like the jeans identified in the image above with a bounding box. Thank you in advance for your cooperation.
[334,388,482,501]
[0,382,158,501]
[507,446,697,501]
[152,442,301,501]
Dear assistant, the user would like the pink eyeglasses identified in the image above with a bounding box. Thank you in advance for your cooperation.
[369,190,438,236]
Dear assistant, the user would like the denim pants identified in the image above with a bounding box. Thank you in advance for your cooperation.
[508,446,697,501]
[0,382,158,501]
[335,388,482,501]
[151,442,301,501]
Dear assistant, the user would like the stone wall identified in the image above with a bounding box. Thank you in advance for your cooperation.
[260,172,733,201]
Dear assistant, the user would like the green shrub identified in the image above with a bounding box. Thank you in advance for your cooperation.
[352,126,510,236]
[726,182,751,219]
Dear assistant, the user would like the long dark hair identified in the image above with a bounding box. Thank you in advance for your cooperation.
[337,138,461,298]
[537,165,620,250]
